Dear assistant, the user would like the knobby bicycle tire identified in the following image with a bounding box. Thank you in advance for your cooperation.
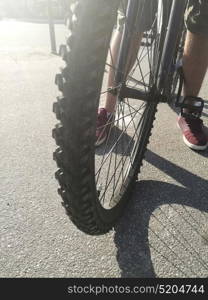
[53,0,167,235]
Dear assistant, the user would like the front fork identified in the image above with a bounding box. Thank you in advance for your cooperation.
[115,0,144,85]
[113,0,160,102]
[157,0,187,92]
[114,0,187,105]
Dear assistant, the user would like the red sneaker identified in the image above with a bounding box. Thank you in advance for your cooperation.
[177,114,208,151]
[95,108,114,147]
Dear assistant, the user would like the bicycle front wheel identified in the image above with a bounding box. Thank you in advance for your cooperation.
[53,0,167,235]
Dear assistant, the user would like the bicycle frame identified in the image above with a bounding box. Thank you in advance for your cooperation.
[158,0,187,91]
[117,0,187,103]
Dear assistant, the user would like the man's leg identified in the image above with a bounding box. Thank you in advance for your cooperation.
[177,0,208,151]
[183,31,208,97]
[96,0,155,146]
[104,30,143,114]
[95,29,142,146]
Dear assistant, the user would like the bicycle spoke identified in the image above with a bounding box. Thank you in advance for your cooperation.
[96,0,162,208]
[108,106,150,204]
[100,112,146,205]
[101,102,121,203]
[95,102,146,179]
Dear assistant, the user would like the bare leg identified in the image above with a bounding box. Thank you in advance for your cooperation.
[104,30,143,113]
[178,30,208,150]
[183,31,208,98]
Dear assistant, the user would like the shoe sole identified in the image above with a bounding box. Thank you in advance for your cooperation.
[177,123,208,151]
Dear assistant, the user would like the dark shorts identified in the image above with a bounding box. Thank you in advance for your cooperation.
[185,0,208,35]
[118,0,208,36]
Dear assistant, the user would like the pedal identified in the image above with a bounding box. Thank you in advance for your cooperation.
[177,96,204,117]
[173,62,204,116]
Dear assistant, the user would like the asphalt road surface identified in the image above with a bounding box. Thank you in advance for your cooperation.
[0,20,208,278]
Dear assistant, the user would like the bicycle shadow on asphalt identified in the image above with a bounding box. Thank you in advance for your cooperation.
[114,149,208,278]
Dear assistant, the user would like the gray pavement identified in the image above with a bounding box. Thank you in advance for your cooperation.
[0,20,208,278]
